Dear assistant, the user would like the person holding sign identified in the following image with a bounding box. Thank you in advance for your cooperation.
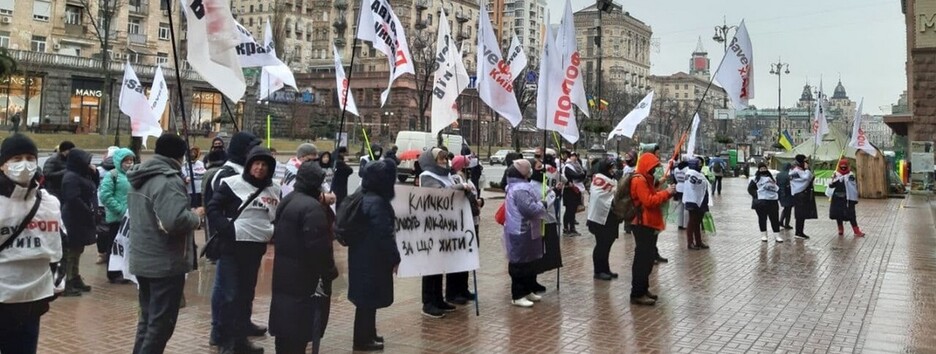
[448,155,482,305]
[790,155,817,239]
[348,160,401,352]
[417,148,472,318]
[503,159,548,308]
[269,161,337,354]
[0,135,63,354]
[97,148,136,283]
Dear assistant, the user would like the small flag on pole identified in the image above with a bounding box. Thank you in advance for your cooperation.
[848,98,876,156]
[779,130,794,151]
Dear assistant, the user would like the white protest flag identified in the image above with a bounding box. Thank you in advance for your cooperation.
[536,13,579,143]
[119,62,162,147]
[356,0,414,106]
[257,19,297,101]
[813,81,829,145]
[430,10,469,136]
[334,45,359,117]
[476,0,522,127]
[685,113,701,158]
[848,98,876,156]
[107,212,136,284]
[181,0,246,102]
[233,19,281,68]
[714,20,754,110]
[505,34,528,80]
[147,65,169,124]
[555,0,590,118]
[607,91,654,140]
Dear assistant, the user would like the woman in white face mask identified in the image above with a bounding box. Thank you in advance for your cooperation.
[0,134,64,353]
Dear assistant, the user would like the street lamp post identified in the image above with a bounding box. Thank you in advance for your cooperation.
[712,18,738,137]
[769,59,790,145]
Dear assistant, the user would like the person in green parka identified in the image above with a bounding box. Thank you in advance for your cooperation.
[97,148,135,284]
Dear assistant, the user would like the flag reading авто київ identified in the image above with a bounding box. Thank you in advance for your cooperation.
[608,91,654,140]
[848,98,877,156]
[356,0,414,107]
[181,0,245,103]
[334,45,359,117]
[430,10,469,136]
[477,0,522,127]
[120,62,162,147]
[714,20,754,110]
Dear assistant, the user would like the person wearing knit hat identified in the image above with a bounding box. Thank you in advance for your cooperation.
[126,133,205,353]
[0,134,64,353]
[748,162,783,243]
[446,154,483,306]
[789,154,817,239]
[828,158,864,237]
[41,140,75,197]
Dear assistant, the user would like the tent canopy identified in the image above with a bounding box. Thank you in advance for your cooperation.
[774,127,858,162]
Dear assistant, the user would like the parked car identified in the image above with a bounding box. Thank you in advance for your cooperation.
[394,131,464,182]
[490,149,510,165]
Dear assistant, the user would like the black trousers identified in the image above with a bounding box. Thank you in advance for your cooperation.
[423,271,470,305]
[780,206,793,226]
[508,261,539,300]
[353,307,377,344]
[713,176,724,194]
[686,209,704,246]
[755,201,781,233]
[0,301,44,354]
[99,222,123,280]
[133,274,186,354]
[275,337,319,354]
[563,199,579,231]
[630,226,658,298]
[592,230,616,275]
[215,242,266,341]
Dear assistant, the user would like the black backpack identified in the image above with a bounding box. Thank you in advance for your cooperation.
[334,190,367,246]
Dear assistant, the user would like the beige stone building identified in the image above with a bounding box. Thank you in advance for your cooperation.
[573,2,652,93]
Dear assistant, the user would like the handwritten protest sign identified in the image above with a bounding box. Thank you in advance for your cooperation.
[392,185,479,278]
[107,212,137,284]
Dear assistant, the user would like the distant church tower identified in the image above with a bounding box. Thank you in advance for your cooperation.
[689,36,710,79]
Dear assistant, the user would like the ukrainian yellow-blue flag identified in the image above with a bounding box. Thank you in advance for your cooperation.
[779,130,794,151]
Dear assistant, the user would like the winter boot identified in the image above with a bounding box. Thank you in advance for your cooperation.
[853,226,866,237]
[837,222,845,236]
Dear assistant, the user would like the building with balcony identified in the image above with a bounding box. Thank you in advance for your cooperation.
[573,2,652,94]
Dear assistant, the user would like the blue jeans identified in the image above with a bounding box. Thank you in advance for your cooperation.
[211,241,266,342]
[0,307,41,354]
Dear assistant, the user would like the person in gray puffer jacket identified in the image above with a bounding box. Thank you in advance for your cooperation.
[126,133,204,354]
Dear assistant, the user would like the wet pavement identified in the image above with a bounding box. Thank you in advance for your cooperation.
[37,177,936,353]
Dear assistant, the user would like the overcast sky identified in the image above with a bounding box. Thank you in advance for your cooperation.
[548,0,906,115]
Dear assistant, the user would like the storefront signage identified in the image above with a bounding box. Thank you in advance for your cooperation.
[72,77,105,97]
[74,89,103,97]
[916,1,936,48]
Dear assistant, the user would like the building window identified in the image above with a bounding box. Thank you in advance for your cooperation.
[30,36,46,52]
[158,23,170,40]
[128,0,141,6]
[32,0,51,21]
[128,17,142,35]
[249,17,254,26]
[0,31,8,48]
[160,0,168,11]
[427,13,432,26]
[0,0,13,15]
[191,91,223,129]
[258,4,262,11]
[156,52,169,65]
[65,5,82,25]
[249,4,253,12]
[128,51,141,63]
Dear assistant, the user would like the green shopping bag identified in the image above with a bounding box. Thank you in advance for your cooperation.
[702,212,716,235]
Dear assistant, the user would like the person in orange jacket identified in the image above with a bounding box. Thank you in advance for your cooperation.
[628,152,676,306]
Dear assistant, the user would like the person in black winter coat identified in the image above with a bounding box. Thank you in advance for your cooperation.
[41,141,74,197]
[348,159,401,352]
[562,153,586,236]
[332,147,353,207]
[60,148,98,296]
[358,144,383,177]
[776,163,795,229]
[269,162,337,354]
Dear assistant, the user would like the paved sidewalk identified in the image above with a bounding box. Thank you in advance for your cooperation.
[37,178,936,353]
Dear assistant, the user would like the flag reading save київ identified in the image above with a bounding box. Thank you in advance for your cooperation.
[476,0,522,127]
[714,20,754,110]
[120,62,162,147]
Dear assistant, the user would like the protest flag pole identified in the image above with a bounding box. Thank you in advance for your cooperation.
[165,0,197,197]
[266,114,271,148]
[472,271,480,316]
[222,99,239,132]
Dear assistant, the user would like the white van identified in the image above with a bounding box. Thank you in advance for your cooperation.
[395,131,465,182]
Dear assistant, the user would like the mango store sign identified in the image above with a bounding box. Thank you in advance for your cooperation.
[392,185,479,278]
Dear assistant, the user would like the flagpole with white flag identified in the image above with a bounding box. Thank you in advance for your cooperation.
[848,98,876,156]
[812,80,830,155]
[505,34,528,81]
[476,0,522,127]
[120,61,163,149]
[430,8,469,136]
[333,45,359,118]
[167,0,205,196]
[607,91,654,140]
[685,113,701,158]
